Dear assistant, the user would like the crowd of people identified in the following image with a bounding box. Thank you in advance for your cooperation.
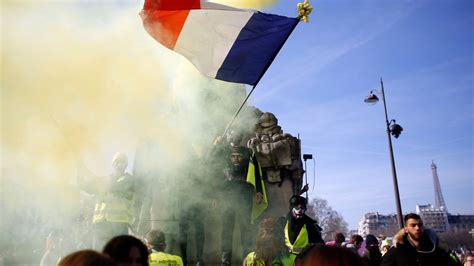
[27,111,474,266]
[46,205,473,266]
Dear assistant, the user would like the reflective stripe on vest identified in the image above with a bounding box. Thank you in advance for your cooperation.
[92,175,133,224]
[149,252,183,266]
[284,222,309,255]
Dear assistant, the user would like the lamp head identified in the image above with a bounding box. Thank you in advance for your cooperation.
[389,120,403,138]
[364,91,379,104]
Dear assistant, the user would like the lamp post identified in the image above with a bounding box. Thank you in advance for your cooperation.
[365,78,404,229]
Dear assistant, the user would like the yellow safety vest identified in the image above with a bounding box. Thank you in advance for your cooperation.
[246,152,268,223]
[245,251,293,266]
[92,175,134,224]
[284,222,309,265]
[149,252,183,266]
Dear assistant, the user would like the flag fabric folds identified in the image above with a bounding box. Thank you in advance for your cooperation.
[140,0,299,86]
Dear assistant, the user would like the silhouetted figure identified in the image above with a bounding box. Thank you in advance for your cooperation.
[363,234,382,266]
[58,250,113,266]
[103,235,149,266]
[144,229,183,266]
[295,245,366,266]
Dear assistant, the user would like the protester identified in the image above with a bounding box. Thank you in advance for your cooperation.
[363,234,382,266]
[220,144,254,266]
[464,251,473,266]
[295,245,366,266]
[243,218,289,266]
[284,195,324,265]
[143,229,183,266]
[58,250,113,266]
[335,232,346,247]
[78,153,141,249]
[381,213,460,266]
[346,234,364,256]
[380,239,391,256]
[103,235,149,266]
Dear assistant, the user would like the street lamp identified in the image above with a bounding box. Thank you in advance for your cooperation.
[365,78,404,229]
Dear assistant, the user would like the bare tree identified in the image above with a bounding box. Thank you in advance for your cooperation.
[439,229,474,251]
[306,197,349,242]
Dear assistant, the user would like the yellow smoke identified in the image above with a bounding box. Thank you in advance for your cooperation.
[1,1,245,232]
[210,0,278,9]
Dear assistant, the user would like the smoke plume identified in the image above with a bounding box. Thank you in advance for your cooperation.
[1,1,262,264]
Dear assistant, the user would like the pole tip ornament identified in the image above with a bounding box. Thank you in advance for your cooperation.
[297,0,313,23]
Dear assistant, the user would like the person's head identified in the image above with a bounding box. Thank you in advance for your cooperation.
[255,218,286,265]
[295,245,366,266]
[349,234,364,249]
[143,229,166,252]
[334,233,345,246]
[465,252,473,266]
[289,195,307,219]
[378,234,386,241]
[58,250,113,266]
[365,234,379,248]
[380,239,391,255]
[112,152,128,176]
[230,146,249,167]
[404,213,424,241]
[103,235,148,266]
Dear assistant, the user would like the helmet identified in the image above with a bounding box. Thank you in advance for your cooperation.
[231,146,249,156]
[259,112,278,128]
[112,152,128,166]
[144,229,166,247]
[289,195,307,209]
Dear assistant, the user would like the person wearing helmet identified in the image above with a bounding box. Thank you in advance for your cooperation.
[284,195,324,265]
[77,152,138,249]
[144,229,183,266]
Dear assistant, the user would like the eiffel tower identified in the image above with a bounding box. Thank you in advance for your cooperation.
[431,161,447,210]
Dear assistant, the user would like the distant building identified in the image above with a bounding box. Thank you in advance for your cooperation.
[448,214,474,232]
[358,212,398,237]
[348,229,358,237]
[416,204,449,233]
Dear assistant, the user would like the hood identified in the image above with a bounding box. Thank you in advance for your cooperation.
[396,229,438,254]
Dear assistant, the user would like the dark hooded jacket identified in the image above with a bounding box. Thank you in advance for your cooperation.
[381,229,460,266]
[286,212,324,246]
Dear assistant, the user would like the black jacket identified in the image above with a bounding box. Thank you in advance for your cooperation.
[381,232,459,266]
[286,213,324,245]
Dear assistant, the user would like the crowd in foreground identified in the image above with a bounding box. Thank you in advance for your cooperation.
[50,212,472,266]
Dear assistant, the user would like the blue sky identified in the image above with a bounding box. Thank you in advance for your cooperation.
[248,0,473,229]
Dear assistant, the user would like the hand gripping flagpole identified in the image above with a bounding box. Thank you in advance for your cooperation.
[221,1,313,138]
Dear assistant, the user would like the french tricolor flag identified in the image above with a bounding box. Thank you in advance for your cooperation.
[140,0,299,86]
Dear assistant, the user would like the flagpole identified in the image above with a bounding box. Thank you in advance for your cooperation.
[221,84,258,138]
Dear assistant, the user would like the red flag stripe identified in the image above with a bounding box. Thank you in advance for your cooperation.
[141,10,190,50]
[143,0,201,11]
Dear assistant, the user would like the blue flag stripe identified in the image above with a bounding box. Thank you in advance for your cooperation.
[215,12,299,85]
